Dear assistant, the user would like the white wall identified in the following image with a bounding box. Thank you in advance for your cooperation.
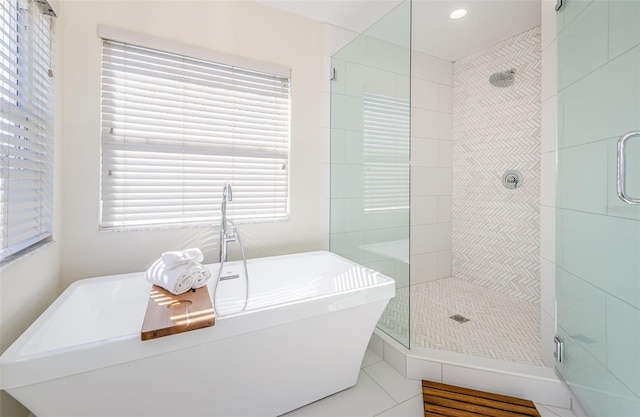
[0,2,65,416]
[61,0,325,285]
[540,0,558,368]
[410,50,454,285]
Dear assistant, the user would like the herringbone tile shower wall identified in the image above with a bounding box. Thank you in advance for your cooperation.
[452,26,541,303]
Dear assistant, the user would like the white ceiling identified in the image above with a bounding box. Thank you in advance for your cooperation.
[257,0,541,62]
[255,0,402,35]
[412,0,541,61]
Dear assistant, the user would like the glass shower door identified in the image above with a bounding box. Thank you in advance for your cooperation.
[555,1,640,415]
[329,1,411,347]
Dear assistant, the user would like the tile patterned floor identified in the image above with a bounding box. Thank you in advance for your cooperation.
[378,278,544,366]
[282,349,574,417]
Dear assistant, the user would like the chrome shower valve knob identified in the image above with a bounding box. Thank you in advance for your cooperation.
[502,171,522,189]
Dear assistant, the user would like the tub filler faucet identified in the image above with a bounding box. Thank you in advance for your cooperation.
[214,181,250,317]
[219,182,235,263]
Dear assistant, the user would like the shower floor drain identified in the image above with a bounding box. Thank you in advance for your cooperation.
[450,314,470,323]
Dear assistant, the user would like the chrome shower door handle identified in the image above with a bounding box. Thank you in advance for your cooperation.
[617,131,640,205]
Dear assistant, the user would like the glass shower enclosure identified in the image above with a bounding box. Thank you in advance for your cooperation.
[555,1,640,415]
[329,1,411,347]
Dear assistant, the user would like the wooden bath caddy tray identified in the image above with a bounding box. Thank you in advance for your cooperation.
[141,285,215,340]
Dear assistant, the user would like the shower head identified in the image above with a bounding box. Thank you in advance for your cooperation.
[489,69,515,88]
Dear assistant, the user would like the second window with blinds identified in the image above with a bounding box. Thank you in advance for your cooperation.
[100,39,291,230]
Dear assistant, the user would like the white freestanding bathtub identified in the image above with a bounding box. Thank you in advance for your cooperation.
[0,251,394,417]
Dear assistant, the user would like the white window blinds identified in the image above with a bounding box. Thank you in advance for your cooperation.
[363,93,410,212]
[100,39,290,230]
[0,0,55,262]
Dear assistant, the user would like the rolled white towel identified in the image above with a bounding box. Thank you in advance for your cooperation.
[161,248,204,270]
[191,263,212,289]
[145,258,195,295]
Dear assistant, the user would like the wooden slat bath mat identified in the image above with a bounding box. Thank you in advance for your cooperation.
[422,380,541,417]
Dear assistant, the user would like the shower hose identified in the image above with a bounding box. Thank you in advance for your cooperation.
[212,219,249,317]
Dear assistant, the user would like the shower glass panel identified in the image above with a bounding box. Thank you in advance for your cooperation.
[555,1,640,415]
[329,1,411,348]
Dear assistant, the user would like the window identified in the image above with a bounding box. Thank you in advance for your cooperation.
[363,93,410,212]
[100,38,291,230]
[0,0,55,263]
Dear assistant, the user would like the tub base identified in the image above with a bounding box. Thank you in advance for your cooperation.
[9,300,387,417]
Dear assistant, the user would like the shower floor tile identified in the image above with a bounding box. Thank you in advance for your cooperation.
[380,278,544,367]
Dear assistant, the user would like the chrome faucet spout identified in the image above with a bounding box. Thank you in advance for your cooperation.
[223,182,232,201]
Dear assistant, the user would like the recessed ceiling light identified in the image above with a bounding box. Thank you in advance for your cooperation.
[449,8,468,19]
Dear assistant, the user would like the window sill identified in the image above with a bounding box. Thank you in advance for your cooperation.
[0,238,55,271]
[98,216,290,233]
